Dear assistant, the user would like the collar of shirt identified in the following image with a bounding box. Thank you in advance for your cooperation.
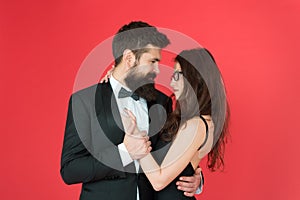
[110,74,130,97]
[109,75,146,103]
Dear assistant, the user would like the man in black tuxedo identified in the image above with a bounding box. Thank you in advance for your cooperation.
[60,21,202,200]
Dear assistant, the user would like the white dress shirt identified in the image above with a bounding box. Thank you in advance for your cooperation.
[110,75,149,200]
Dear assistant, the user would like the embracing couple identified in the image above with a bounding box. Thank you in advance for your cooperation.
[60,21,229,200]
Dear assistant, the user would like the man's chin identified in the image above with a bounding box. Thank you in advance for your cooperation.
[147,78,155,83]
[135,84,157,102]
[124,73,157,101]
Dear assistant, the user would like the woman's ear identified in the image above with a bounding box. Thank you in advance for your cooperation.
[123,49,136,69]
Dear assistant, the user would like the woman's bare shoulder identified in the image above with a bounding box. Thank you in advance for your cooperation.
[186,116,205,126]
[183,116,213,133]
[178,116,204,134]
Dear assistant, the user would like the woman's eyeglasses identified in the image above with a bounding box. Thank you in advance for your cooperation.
[171,71,183,81]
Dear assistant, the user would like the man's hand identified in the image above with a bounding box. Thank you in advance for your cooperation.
[123,131,151,160]
[176,167,202,197]
[122,108,152,160]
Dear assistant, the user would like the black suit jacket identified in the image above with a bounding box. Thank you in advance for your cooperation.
[60,82,172,200]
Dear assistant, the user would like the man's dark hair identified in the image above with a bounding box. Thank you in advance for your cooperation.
[112,21,170,66]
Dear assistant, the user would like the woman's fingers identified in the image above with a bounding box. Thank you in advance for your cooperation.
[100,65,115,83]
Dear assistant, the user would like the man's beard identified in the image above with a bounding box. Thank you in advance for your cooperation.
[124,70,158,102]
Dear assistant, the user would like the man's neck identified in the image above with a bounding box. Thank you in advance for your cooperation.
[112,64,128,87]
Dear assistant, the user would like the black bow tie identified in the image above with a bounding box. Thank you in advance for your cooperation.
[118,87,140,101]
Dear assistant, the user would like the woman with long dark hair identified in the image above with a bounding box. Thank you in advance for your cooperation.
[124,48,230,199]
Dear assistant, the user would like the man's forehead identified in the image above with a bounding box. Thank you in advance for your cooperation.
[145,44,161,49]
[143,45,162,59]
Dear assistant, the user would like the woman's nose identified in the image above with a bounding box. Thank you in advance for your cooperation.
[170,78,175,88]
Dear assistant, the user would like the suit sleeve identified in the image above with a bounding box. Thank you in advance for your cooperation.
[60,94,125,185]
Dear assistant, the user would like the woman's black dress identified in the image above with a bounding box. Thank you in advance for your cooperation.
[152,116,208,200]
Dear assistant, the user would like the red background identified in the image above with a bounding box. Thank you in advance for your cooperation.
[1,0,300,199]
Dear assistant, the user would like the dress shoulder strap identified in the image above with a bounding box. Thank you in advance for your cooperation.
[198,115,209,150]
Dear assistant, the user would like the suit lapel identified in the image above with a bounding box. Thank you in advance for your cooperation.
[95,82,125,145]
[147,98,168,147]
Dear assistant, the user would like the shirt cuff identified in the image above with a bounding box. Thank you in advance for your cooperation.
[195,173,204,194]
[195,185,203,194]
[118,143,133,166]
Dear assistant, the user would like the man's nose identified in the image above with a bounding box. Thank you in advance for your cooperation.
[153,64,160,75]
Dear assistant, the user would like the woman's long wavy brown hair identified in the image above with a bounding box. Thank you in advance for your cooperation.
[160,48,230,171]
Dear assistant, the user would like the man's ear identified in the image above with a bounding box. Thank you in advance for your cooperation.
[122,49,136,69]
